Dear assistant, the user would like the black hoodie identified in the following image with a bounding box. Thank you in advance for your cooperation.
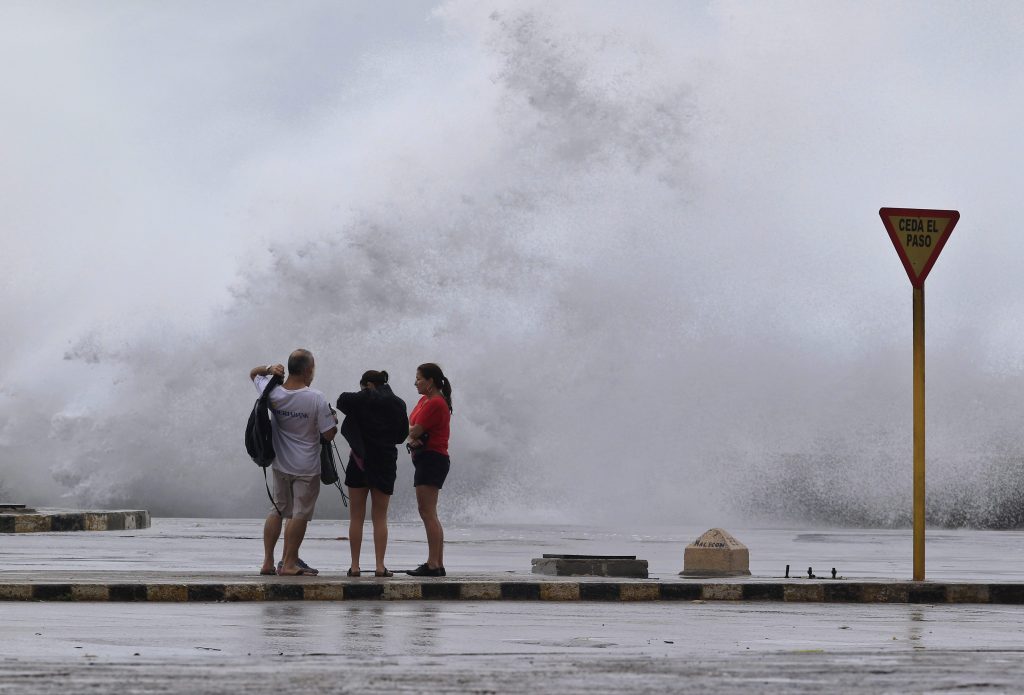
[337,383,409,469]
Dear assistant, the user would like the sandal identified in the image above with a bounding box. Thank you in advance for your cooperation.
[375,568,394,577]
[347,568,361,577]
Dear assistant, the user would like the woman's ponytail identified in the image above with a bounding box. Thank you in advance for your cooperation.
[440,376,453,414]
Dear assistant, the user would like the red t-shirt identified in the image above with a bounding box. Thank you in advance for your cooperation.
[409,395,451,456]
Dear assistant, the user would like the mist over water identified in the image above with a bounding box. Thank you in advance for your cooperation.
[3,1,1024,526]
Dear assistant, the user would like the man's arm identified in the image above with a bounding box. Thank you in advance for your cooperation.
[250,363,285,381]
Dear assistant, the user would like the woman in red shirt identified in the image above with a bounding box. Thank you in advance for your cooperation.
[406,362,452,577]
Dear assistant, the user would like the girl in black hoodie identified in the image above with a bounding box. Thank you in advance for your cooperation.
[337,370,408,577]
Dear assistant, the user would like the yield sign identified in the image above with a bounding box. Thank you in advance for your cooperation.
[880,207,959,287]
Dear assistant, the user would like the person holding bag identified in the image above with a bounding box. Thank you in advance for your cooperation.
[249,349,337,577]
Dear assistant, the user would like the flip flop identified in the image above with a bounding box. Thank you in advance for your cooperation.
[347,568,361,577]
[375,568,393,577]
[259,568,277,576]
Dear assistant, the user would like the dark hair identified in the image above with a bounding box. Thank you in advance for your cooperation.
[417,362,453,413]
[287,349,314,376]
[360,370,389,387]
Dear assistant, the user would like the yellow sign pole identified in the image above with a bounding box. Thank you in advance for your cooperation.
[912,286,925,581]
[880,207,958,581]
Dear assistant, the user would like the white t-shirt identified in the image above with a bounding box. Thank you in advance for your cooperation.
[253,375,336,476]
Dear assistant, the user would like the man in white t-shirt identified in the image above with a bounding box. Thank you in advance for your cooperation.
[250,349,337,576]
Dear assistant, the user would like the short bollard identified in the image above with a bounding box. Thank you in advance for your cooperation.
[680,528,751,577]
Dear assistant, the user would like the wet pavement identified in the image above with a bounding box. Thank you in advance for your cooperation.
[4,601,1024,693]
[3,519,1024,691]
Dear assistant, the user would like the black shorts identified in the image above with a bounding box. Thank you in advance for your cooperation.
[412,450,450,489]
[344,454,397,496]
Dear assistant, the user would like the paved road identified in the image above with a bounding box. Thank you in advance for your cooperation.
[4,601,1024,693]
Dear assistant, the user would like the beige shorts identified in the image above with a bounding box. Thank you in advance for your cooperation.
[271,469,320,520]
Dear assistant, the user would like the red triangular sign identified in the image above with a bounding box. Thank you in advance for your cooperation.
[880,207,959,288]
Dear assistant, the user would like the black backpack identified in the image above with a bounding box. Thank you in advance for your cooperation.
[246,375,284,514]
[246,375,282,467]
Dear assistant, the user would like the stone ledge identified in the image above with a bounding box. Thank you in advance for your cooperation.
[532,556,649,578]
[0,510,151,533]
[2,580,1023,603]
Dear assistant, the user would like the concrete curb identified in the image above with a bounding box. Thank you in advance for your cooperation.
[1,580,1022,603]
[0,510,151,533]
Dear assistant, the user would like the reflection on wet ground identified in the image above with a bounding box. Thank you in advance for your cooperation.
[4,601,1024,693]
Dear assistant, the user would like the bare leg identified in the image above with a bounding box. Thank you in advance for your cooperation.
[415,485,444,568]
[261,511,282,574]
[278,519,309,575]
[370,488,391,572]
[347,487,368,574]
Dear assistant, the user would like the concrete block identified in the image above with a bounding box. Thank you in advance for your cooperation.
[531,558,559,575]
[459,582,502,600]
[84,514,107,531]
[988,585,1024,604]
[603,560,649,578]
[500,583,541,600]
[70,585,110,601]
[539,583,580,601]
[109,585,148,601]
[147,584,188,602]
[0,585,33,600]
[947,584,989,603]
[187,585,226,601]
[701,584,743,600]
[422,583,460,600]
[383,583,422,600]
[823,584,865,602]
[659,583,702,601]
[15,515,50,533]
[579,583,620,600]
[619,584,660,601]
[784,584,824,602]
[862,584,908,603]
[224,585,265,601]
[33,585,73,600]
[50,514,84,532]
[742,584,784,601]
[681,528,750,577]
[265,584,304,601]
[343,583,384,600]
[532,555,648,578]
[909,584,948,604]
[300,584,342,600]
